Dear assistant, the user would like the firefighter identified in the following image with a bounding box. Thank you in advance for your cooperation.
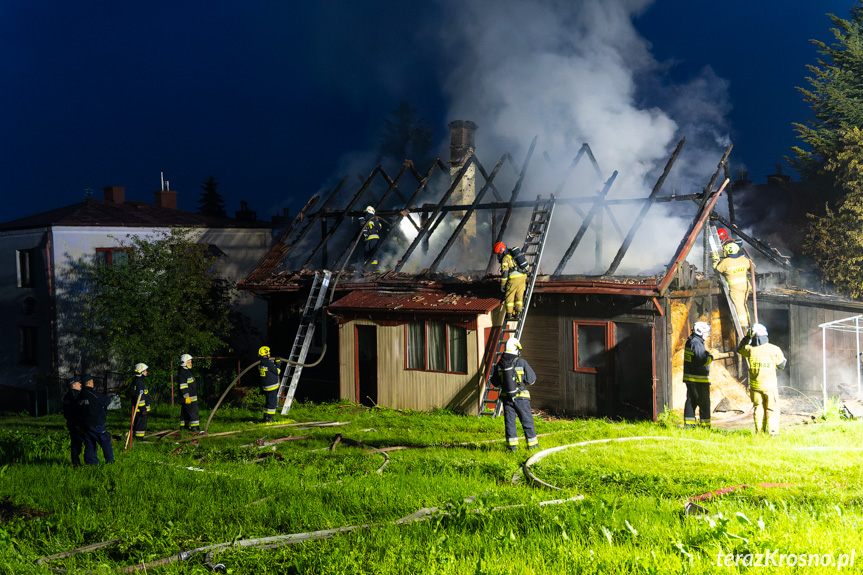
[737,323,787,436]
[713,241,754,330]
[80,376,114,464]
[493,241,527,322]
[132,363,150,440]
[362,206,382,268]
[62,377,86,467]
[258,346,281,423]
[177,354,199,432]
[490,337,539,451]
[683,321,714,429]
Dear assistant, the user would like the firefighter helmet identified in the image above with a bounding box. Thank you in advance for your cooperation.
[693,321,711,337]
[493,241,507,255]
[364,206,375,215]
[752,323,768,337]
[504,337,522,355]
[134,363,148,374]
[724,242,740,255]
[258,346,271,357]
[180,353,192,366]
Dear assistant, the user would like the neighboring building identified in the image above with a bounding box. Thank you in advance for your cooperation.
[0,185,274,413]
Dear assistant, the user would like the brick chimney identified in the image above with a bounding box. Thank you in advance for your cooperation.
[448,120,479,251]
[102,186,125,204]
[154,189,178,209]
[235,200,257,221]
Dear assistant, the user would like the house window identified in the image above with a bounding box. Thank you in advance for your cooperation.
[95,248,132,266]
[20,326,37,364]
[406,321,468,373]
[573,321,609,373]
[17,249,35,287]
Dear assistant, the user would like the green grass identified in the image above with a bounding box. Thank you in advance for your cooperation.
[1,403,862,574]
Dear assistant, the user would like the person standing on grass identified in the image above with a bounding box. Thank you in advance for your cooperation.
[738,323,787,436]
[177,354,199,433]
[257,346,280,423]
[683,321,714,430]
[132,363,150,440]
[490,337,539,452]
[62,377,86,467]
[79,376,114,464]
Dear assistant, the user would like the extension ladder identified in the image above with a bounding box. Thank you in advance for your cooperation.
[480,194,556,416]
[708,224,744,340]
[278,270,331,415]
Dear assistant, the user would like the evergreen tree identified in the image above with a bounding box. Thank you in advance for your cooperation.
[198,176,227,217]
[377,102,435,171]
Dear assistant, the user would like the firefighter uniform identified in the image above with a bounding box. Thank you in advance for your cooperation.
[259,354,281,423]
[133,372,150,439]
[491,339,539,451]
[362,212,382,267]
[683,323,713,429]
[500,252,527,321]
[79,381,114,464]
[178,365,199,432]
[738,324,787,435]
[714,246,754,330]
[62,378,86,467]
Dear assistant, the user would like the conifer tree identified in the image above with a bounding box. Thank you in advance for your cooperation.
[197,176,227,217]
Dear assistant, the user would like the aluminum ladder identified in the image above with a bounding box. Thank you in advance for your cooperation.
[708,224,744,340]
[278,270,331,415]
[480,194,556,416]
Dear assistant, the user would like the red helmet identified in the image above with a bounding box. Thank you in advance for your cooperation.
[493,241,506,255]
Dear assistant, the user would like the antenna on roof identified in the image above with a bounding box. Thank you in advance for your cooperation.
[160,172,165,191]
[84,177,93,199]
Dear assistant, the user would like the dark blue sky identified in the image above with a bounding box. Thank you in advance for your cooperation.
[0,1,856,223]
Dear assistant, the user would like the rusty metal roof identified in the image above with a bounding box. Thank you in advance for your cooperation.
[327,290,500,314]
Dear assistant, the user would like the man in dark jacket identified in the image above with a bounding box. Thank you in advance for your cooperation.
[361,206,382,269]
[132,363,150,440]
[177,353,199,432]
[62,377,86,467]
[683,321,714,429]
[79,376,114,464]
[490,337,539,451]
[257,346,280,423]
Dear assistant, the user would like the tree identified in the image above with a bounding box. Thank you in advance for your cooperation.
[803,127,863,297]
[791,3,863,187]
[198,176,227,217]
[377,102,435,171]
[73,228,235,384]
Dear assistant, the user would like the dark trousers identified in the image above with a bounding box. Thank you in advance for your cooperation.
[67,425,86,467]
[263,388,279,421]
[85,425,115,464]
[363,238,379,266]
[180,402,200,430]
[684,381,711,425]
[134,408,148,438]
[502,395,538,450]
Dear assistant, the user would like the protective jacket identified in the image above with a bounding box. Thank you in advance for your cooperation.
[714,252,752,288]
[362,215,382,242]
[499,253,526,286]
[492,353,536,397]
[178,367,197,404]
[738,335,787,391]
[133,374,150,412]
[683,333,713,385]
[259,356,280,392]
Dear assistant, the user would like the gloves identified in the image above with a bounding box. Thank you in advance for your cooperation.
[500,284,506,293]
[184,397,192,405]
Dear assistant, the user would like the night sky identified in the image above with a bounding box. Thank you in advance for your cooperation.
[0,1,856,224]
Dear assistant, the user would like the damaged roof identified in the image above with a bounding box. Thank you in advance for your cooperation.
[327,290,501,314]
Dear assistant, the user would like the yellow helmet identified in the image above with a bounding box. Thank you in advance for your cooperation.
[258,346,271,357]
[724,242,740,256]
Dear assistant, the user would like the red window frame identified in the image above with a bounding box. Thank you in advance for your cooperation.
[572,320,612,373]
[95,247,133,266]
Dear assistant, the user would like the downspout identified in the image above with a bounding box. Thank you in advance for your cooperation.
[46,229,57,374]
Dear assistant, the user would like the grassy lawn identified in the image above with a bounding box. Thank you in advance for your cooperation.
[1,402,862,574]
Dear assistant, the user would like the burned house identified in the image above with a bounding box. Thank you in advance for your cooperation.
[239,121,860,419]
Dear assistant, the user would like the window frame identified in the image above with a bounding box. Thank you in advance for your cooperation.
[17,249,35,288]
[404,320,468,374]
[95,247,133,266]
[19,326,37,364]
[572,320,611,374]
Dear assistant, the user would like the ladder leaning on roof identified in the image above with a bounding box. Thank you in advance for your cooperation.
[479,194,556,417]
[278,270,331,415]
[707,223,744,340]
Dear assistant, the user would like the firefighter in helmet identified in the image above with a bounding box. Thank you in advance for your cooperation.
[362,206,382,269]
[713,240,754,330]
[258,346,280,423]
[494,241,527,322]
[738,323,787,435]
[490,337,539,451]
[132,363,150,440]
[177,354,199,432]
[683,321,714,429]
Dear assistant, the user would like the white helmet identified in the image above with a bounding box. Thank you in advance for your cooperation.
[693,321,711,338]
[504,337,522,355]
[180,354,192,366]
[752,323,768,337]
[134,363,148,374]
[364,206,375,215]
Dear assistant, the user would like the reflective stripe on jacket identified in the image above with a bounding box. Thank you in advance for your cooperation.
[683,333,713,385]
[259,357,281,391]
[500,254,525,283]
[739,342,786,390]
[492,354,536,397]
[178,367,198,402]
